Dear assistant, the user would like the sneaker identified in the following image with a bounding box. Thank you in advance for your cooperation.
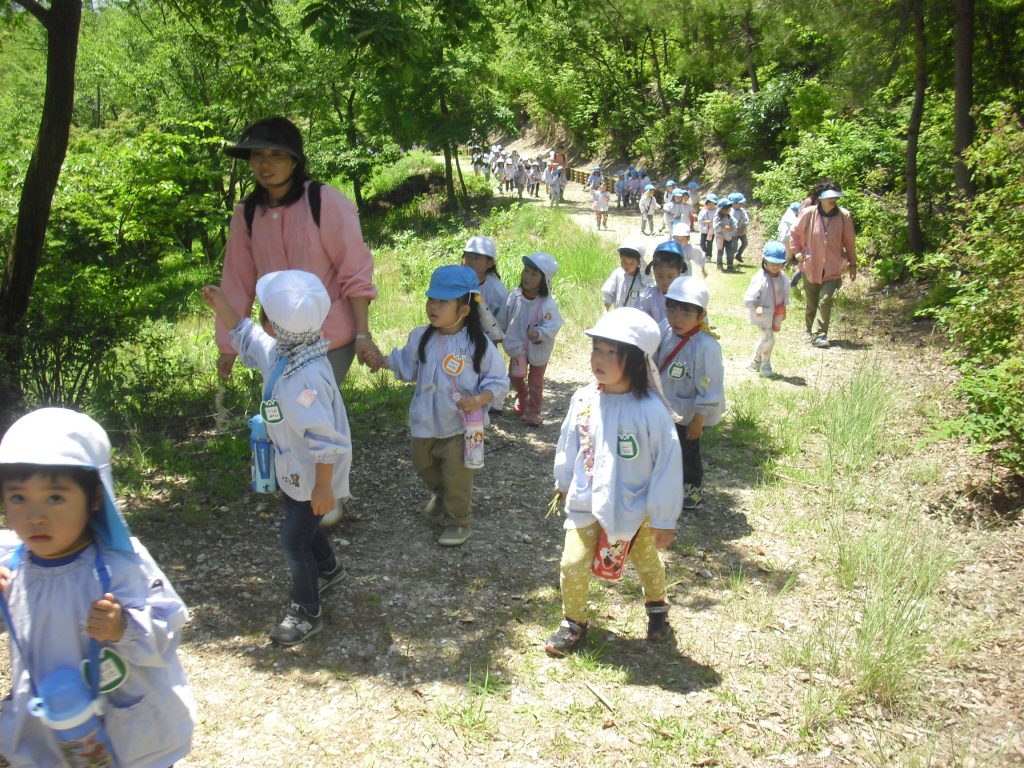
[683,484,703,510]
[544,619,588,657]
[747,358,760,372]
[319,497,348,528]
[269,603,322,646]
[318,564,346,595]
[812,336,831,349]
[646,602,672,642]
[759,362,774,377]
[437,525,472,547]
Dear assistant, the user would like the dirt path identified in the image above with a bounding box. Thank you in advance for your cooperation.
[4,156,1021,767]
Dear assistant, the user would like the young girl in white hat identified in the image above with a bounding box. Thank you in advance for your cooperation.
[498,253,563,426]
[203,270,351,646]
[546,307,683,656]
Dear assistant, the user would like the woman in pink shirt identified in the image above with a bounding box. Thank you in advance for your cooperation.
[217,117,382,383]
[789,183,857,348]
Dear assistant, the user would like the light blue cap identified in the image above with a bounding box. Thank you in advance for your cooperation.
[763,241,787,264]
[652,240,685,258]
[666,179,676,186]
[789,201,801,212]
[717,198,732,208]
[687,181,698,190]
[426,265,480,300]
[644,183,655,191]
[728,192,746,204]
[672,189,685,197]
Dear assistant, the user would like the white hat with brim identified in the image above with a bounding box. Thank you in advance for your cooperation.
[617,238,646,261]
[522,252,558,281]
[256,270,331,335]
[585,308,661,357]
[665,276,709,310]
[671,222,692,238]
[464,235,496,260]
[0,408,133,552]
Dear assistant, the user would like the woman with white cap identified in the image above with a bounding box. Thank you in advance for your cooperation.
[546,307,682,656]
[217,117,382,386]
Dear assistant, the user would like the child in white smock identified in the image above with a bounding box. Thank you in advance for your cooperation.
[203,270,351,646]
[462,234,508,346]
[545,308,682,656]
[744,241,791,378]
[638,184,660,235]
[499,253,563,426]
[376,265,509,547]
[602,240,650,310]
[654,276,725,512]
[638,240,688,325]
[0,408,194,767]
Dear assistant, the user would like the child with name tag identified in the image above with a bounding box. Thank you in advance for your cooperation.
[0,408,194,767]
[602,240,650,311]
[499,253,563,427]
[637,240,688,325]
[545,308,683,656]
[744,241,791,378]
[654,276,725,512]
[373,265,509,547]
[203,270,351,647]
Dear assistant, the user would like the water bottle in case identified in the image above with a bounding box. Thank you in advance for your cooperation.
[248,414,277,493]
[463,407,485,469]
[29,666,116,767]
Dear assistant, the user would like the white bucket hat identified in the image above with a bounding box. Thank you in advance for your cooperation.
[0,408,133,552]
[585,307,661,357]
[463,235,496,260]
[665,276,709,309]
[671,221,691,238]
[255,270,330,335]
[522,252,558,281]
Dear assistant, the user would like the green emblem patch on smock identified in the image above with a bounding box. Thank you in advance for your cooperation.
[668,361,687,380]
[260,399,284,424]
[617,434,639,460]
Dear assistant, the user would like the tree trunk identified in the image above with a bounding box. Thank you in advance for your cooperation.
[0,0,84,408]
[953,0,975,196]
[742,6,759,93]
[345,88,364,211]
[906,0,926,256]
[438,86,458,212]
[454,151,469,204]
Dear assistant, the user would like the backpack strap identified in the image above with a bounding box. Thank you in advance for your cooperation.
[243,180,324,235]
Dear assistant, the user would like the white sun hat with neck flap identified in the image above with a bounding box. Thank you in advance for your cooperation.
[0,408,133,552]
[585,307,661,357]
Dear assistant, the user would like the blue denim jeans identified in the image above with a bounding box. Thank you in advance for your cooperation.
[281,492,338,612]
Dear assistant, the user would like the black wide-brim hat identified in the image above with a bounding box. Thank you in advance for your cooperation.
[224,116,305,161]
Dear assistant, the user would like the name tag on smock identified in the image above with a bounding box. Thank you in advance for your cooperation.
[261,399,284,424]
[668,362,687,380]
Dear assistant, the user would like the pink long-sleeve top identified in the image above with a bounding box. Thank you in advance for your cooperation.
[790,204,857,285]
[216,180,377,354]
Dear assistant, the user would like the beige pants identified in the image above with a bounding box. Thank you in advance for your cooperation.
[559,520,667,624]
[411,435,474,526]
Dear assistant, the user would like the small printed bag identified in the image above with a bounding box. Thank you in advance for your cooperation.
[577,391,636,581]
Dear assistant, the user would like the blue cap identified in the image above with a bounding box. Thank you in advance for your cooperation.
[687,181,698,190]
[593,165,601,171]
[763,241,787,264]
[426,265,480,300]
[666,179,676,186]
[672,188,685,197]
[717,198,732,208]
[652,240,685,258]
[789,201,801,212]
[644,183,655,191]
[728,192,746,204]
[704,194,718,204]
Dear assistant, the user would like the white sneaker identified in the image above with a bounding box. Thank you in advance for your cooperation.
[812,336,831,349]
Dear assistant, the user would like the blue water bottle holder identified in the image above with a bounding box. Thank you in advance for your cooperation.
[249,358,287,494]
[1,545,120,767]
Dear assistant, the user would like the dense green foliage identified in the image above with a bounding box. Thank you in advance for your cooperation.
[1,0,1023,470]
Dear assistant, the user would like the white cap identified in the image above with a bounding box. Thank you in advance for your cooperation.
[585,308,661,357]
[464,235,496,260]
[0,408,133,552]
[522,252,558,281]
[819,189,843,199]
[671,221,691,238]
[665,276,709,309]
[617,237,646,261]
[255,270,331,334]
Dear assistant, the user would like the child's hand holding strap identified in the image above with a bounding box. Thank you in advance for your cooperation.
[88,593,126,642]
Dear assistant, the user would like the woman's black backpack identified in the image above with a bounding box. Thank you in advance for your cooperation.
[243,181,323,234]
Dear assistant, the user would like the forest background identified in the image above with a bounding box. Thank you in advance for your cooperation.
[0,0,1022,472]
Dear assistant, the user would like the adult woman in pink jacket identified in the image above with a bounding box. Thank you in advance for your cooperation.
[217,117,382,384]
[789,183,857,348]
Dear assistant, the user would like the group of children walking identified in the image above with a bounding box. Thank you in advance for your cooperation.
[0,192,801,763]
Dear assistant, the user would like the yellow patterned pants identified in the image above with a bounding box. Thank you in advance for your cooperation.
[559,520,667,624]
